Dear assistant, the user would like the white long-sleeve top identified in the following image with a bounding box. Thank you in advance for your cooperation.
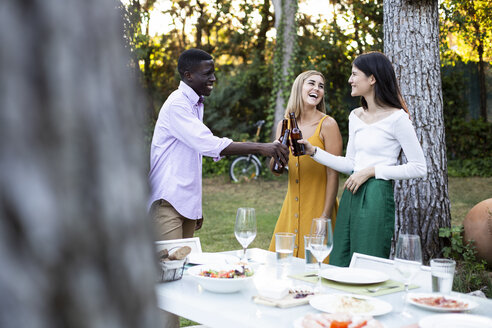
[312,109,427,180]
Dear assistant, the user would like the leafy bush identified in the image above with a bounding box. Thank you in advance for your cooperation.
[204,64,273,142]
[448,158,492,177]
[441,68,492,177]
[439,226,492,297]
[445,118,492,161]
[202,156,231,177]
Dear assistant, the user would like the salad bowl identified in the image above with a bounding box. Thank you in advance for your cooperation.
[187,264,254,293]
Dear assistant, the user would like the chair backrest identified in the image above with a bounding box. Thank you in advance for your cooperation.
[349,252,394,270]
[349,252,432,291]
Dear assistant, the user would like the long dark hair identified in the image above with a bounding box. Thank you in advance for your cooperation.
[353,51,409,115]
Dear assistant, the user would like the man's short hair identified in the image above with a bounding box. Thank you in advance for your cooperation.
[177,48,213,78]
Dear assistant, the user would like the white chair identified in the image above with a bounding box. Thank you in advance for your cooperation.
[349,252,432,291]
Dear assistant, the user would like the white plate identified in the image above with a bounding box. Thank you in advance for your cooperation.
[419,314,492,328]
[309,294,392,316]
[293,312,384,328]
[320,268,389,285]
[187,252,239,265]
[407,292,479,312]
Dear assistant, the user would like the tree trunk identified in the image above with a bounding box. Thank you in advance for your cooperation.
[477,41,488,121]
[255,0,272,64]
[196,0,204,49]
[0,1,161,327]
[271,0,298,140]
[384,0,451,263]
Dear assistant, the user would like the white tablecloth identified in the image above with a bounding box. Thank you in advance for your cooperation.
[155,248,492,328]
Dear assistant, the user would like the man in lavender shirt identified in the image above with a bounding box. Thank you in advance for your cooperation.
[149,48,289,243]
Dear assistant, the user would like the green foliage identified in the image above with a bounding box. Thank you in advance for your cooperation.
[445,118,492,160]
[202,156,231,177]
[440,0,492,63]
[204,64,273,141]
[439,226,492,297]
[448,158,492,177]
[439,226,475,261]
[441,67,492,176]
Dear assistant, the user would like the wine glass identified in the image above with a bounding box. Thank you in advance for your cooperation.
[234,208,257,261]
[394,234,422,318]
[307,218,333,291]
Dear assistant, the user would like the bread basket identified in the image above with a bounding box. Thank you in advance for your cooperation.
[158,257,187,282]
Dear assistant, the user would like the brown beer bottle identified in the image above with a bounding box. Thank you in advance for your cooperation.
[279,119,290,146]
[289,112,305,156]
[272,127,290,174]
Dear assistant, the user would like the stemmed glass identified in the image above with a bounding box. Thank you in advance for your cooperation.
[307,218,333,291]
[234,208,257,261]
[394,234,422,318]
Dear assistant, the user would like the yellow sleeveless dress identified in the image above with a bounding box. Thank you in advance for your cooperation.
[269,115,338,262]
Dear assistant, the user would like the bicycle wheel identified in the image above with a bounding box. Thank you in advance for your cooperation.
[229,156,261,182]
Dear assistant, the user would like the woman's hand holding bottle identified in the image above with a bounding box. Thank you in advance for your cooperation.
[297,139,315,156]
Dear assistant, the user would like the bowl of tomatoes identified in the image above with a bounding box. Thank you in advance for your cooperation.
[187,263,254,293]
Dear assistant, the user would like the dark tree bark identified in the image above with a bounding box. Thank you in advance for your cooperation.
[384,0,451,263]
[255,0,273,64]
[0,1,161,327]
[477,40,487,121]
[465,1,487,121]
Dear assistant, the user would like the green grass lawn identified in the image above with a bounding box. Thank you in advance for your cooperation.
[197,175,492,251]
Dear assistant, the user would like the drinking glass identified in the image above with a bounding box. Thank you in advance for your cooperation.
[307,218,333,290]
[234,208,257,261]
[304,234,318,271]
[275,232,295,265]
[430,258,456,294]
[394,234,422,318]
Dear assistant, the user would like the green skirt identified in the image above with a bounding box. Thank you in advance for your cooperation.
[329,178,395,267]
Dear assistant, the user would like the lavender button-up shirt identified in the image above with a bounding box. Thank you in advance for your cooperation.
[148,81,232,219]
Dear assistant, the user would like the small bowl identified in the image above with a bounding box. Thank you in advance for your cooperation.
[187,264,254,293]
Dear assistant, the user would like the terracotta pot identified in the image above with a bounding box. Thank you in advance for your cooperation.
[463,198,492,265]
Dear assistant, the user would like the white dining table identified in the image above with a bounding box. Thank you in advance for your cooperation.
[155,248,492,328]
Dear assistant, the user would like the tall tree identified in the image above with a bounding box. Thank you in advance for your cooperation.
[270,0,299,139]
[255,0,274,64]
[384,0,450,262]
[0,0,161,327]
[440,0,491,121]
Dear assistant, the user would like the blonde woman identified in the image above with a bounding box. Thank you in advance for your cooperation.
[268,70,343,261]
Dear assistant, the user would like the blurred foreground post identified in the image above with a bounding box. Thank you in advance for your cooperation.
[0,1,161,327]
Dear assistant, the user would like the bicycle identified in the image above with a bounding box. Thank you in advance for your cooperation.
[229,120,265,182]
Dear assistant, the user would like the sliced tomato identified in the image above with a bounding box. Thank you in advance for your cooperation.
[330,320,350,328]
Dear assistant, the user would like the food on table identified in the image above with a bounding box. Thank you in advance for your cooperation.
[158,246,191,262]
[158,249,169,261]
[329,296,375,314]
[410,295,468,309]
[199,266,253,278]
[168,246,191,260]
[301,313,382,328]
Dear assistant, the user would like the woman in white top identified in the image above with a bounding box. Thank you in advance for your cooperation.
[300,51,427,266]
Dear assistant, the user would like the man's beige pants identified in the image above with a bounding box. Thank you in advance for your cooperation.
[151,199,197,328]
